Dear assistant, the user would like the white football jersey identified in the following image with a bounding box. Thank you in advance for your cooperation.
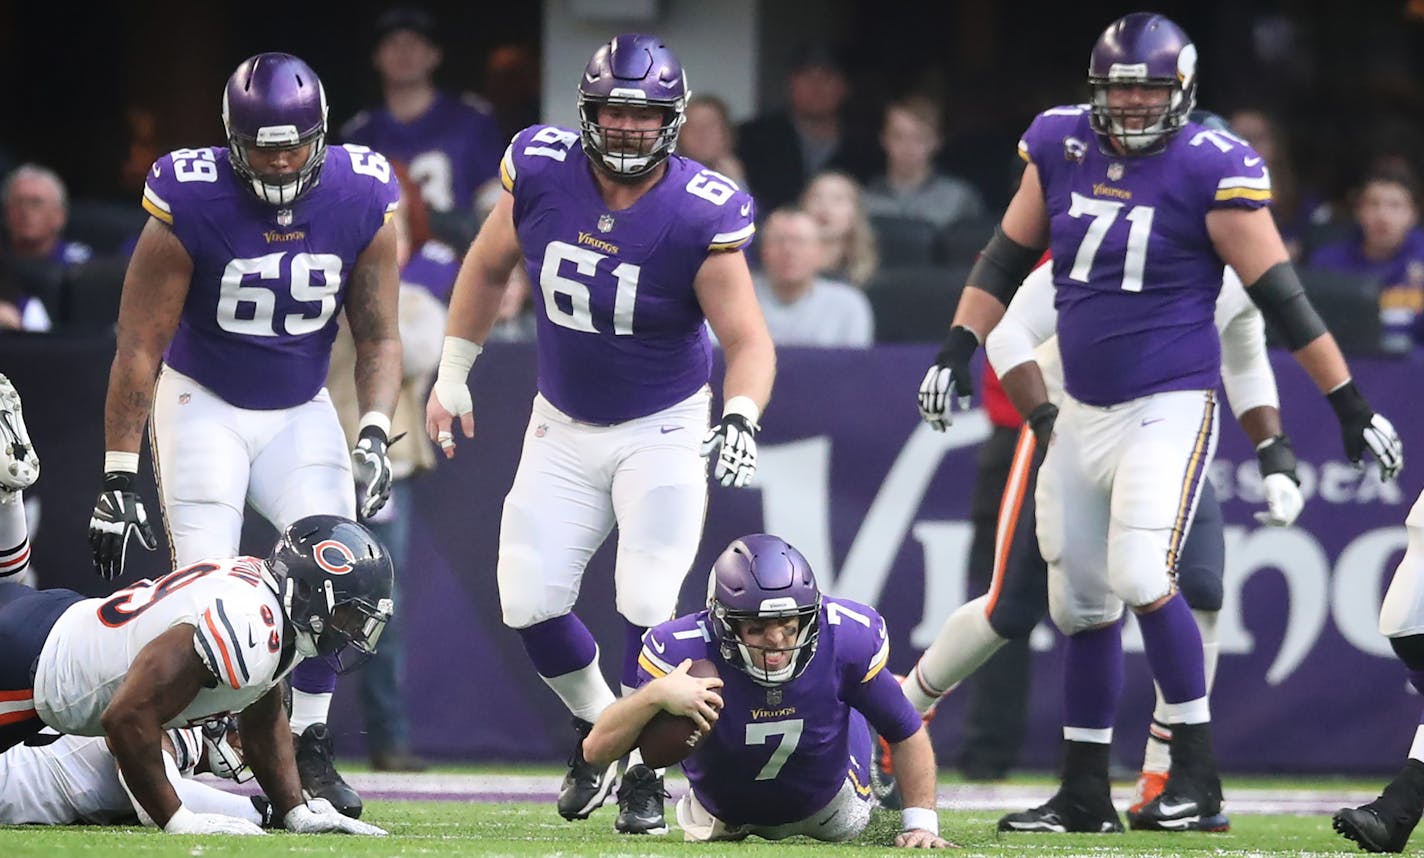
[33,557,294,735]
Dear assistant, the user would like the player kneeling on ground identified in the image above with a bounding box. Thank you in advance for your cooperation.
[582,534,950,848]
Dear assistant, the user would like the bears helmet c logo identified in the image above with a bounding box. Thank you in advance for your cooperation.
[312,539,357,575]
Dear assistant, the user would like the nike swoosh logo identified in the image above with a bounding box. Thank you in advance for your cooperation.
[1154,800,1199,816]
[1243,156,1262,166]
[659,426,683,434]
[649,635,665,653]
[1141,417,1165,427]
[247,628,256,647]
[739,202,751,217]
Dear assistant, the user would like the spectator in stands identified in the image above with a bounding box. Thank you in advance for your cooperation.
[802,170,879,288]
[0,256,51,332]
[392,161,462,305]
[341,6,504,217]
[2,164,90,268]
[679,94,747,187]
[325,163,447,773]
[865,95,985,230]
[1228,108,1331,261]
[1308,163,1424,354]
[736,45,878,212]
[483,43,541,140]
[751,207,872,347]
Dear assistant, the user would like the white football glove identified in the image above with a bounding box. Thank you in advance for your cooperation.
[917,327,979,431]
[702,414,758,488]
[285,798,388,836]
[1254,472,1304,527]
[1359,413,1404,482]
[1329,381,1404,481]
[164,806,267,836]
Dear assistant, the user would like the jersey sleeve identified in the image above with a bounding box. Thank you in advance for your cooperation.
[192,596,270,691]
[830,599,921,743]
[1196,132,1272,211]
[704,179,756,253]
[1017,105,1090,167]
[634,616,714,688]
[142,149,220,230]
[502,125,580,196]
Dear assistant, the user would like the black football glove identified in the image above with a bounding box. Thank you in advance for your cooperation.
[1026,401,1058,450]
[88,471,157,581]
[352,425,398,520]
[1327,381,1403,481]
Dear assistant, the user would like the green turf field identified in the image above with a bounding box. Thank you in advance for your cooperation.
[0,800,1396,857]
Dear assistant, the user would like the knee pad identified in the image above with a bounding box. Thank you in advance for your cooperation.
[1391,634,1424,672]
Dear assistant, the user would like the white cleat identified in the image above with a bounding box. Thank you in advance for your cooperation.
[0,375,38,492]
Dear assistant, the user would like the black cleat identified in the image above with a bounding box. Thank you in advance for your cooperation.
[1334,802,1419,853]
[557,718,619,821]
[294,723,363,819]
[614,764,669,835]
[1130,722,1223,831]
[997,789,1123,833]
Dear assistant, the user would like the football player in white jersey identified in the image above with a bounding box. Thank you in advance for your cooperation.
[0,720,266,828]
[0,382,391,838]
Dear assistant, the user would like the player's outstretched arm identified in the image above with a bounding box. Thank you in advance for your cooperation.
[1211,207,1403,480]
[91,218,191,579]
[347,220,403,519]
[101,624,219,831]
[696,250,775,489]
[919,165,1048,432]
[583,659,723,767]
[426,192,524,458]
[888,726,952,849]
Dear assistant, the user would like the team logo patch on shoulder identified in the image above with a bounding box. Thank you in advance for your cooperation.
[1107,162,1124,181]
[597,213,615,233]
[1063,136,1086,163]
[313,539,356,575]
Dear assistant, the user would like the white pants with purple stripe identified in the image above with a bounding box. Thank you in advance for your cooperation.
[497,388,711,629]
[675,775,873,843]
[150,365,355,565]
[1036,388,1219,633]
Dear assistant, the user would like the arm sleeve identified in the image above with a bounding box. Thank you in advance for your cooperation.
[985,262,1058,376]
[1216,267,1280,417]
[844,668,922,744]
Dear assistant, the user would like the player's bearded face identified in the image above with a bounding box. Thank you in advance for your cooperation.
[596,104,664,156]
[1104,84,1172,133]
[246,142,315,178]
[737,617,802,671]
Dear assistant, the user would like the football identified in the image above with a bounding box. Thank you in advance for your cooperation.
[636,658,720,768]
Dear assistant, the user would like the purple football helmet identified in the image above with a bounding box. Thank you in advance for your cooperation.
[577,33,689,181]
[222,53,329,205]
[707,534,821,685]
[1088,12,1197,153]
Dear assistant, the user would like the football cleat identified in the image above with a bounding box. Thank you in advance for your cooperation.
[614,763,669,835]
[1130,774,1223,831]
[0,375,38,492]
[1334,798,1422,853]
[1129,770,1168,815]
[558,718,619,821]
[998,787,1123,834]
[295,723,363,819]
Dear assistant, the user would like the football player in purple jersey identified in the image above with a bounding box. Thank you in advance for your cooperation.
[916,12,1402,834]
[584,535,949,848]
[426,34,775,834]
[87,53,404,819]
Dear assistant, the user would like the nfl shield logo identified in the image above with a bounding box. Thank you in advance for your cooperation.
[277,209,293,227]
[1107,163,1124,182]
[597,213,615,233]
[178,393,191,405]
[535,423,548,438]
[766,687,782,706]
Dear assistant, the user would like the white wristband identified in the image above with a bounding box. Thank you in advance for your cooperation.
[723,395,761,428]
[358,411,392,437]
[163,805,195,833]
[902,806,938,835]
[437,336,483,384]
[105,451,140,473]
